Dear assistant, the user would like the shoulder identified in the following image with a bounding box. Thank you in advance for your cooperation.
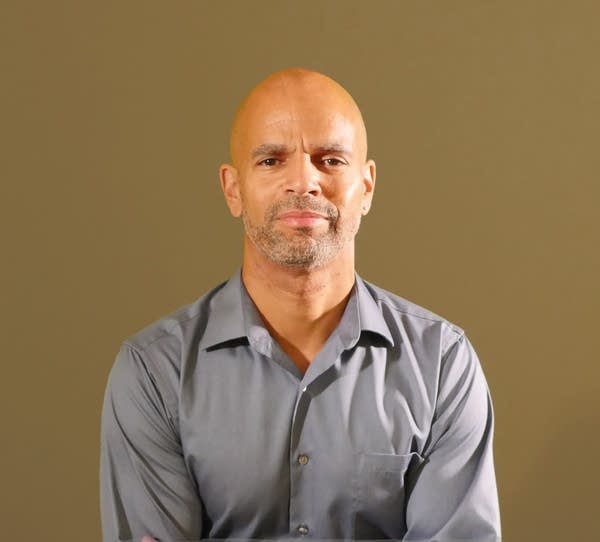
[358,277,465,357]
[360,278,463,331]
[358,278,489,410]
[121,278,230,363]
[115,280,236,393]
[107,278,233,418]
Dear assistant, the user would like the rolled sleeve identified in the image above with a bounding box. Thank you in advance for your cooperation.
[404,335,501,541]
[100,344,203,542]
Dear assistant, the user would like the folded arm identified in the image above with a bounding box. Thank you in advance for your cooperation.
[404,335,501,541]
[100,344,203,542]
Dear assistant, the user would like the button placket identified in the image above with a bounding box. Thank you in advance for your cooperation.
[289,384,312,537]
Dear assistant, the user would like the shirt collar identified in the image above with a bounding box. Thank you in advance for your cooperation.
[199,271,247,350]
[200,270,394,351]
[354,275,395,347]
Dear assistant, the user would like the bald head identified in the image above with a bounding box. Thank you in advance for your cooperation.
[229,68,368,167]
[219,68,377,270]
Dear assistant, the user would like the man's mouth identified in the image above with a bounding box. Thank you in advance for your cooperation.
[276,210,329,227]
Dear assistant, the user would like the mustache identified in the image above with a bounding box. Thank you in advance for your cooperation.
[266,196,338,221]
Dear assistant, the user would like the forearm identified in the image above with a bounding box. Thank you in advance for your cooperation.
[100,344,203,541]
[404,336,501,540]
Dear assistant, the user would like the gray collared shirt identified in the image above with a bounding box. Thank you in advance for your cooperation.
[100,272,500,542]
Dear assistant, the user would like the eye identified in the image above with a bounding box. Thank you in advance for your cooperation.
[323,157,345,167]
[258,157,279,167]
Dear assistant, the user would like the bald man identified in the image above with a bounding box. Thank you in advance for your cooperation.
[100,69,501,542]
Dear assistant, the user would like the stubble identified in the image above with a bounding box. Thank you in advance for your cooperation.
[242,195,360,269]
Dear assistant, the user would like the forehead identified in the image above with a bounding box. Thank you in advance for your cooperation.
[230,73,367,163]
[245,105,357,149]
[235,83,364,151]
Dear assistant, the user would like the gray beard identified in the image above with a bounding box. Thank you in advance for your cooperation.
[241,195,359,269]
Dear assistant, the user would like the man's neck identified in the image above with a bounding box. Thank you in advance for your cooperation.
[241,245,356,374]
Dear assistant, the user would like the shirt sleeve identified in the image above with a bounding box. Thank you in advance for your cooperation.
[100,344,203,542]
[404,334,501,541]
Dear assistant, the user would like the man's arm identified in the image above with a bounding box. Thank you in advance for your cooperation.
[404,335,501,541]
[100,344,203,542]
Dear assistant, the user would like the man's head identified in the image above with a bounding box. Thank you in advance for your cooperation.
[220,68,376,270]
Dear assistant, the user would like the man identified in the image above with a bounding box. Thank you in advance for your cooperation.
[100,68,501,542]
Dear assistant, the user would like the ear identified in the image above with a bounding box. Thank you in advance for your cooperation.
[360,159,376,216]
[219,163,242,218]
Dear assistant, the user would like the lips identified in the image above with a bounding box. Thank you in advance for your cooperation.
[276,209,329,227]
[277,210,327,220]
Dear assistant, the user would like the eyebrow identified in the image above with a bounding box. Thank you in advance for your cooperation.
[251,142,352,159]
[310,143,352,156]
[251,144,292,159]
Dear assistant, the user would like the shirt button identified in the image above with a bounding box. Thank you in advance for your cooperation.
[297,524,309,536]
[297,454,309,465]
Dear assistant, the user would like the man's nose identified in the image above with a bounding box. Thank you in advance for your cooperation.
[284,154,322,196]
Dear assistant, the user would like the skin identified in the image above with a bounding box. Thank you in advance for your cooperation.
[141,68,376,541]
[220,68,376,373]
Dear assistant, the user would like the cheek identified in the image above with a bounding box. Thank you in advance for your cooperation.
[239,183,266,211]
[332,181,366,212]
[240,175,280,207]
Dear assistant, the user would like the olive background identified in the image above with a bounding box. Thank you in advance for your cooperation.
[1,1,598,541]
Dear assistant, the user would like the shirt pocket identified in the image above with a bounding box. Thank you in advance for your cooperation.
[353,451,424,539]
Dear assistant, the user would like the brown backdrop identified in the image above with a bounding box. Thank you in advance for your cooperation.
[2,1,598,540]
